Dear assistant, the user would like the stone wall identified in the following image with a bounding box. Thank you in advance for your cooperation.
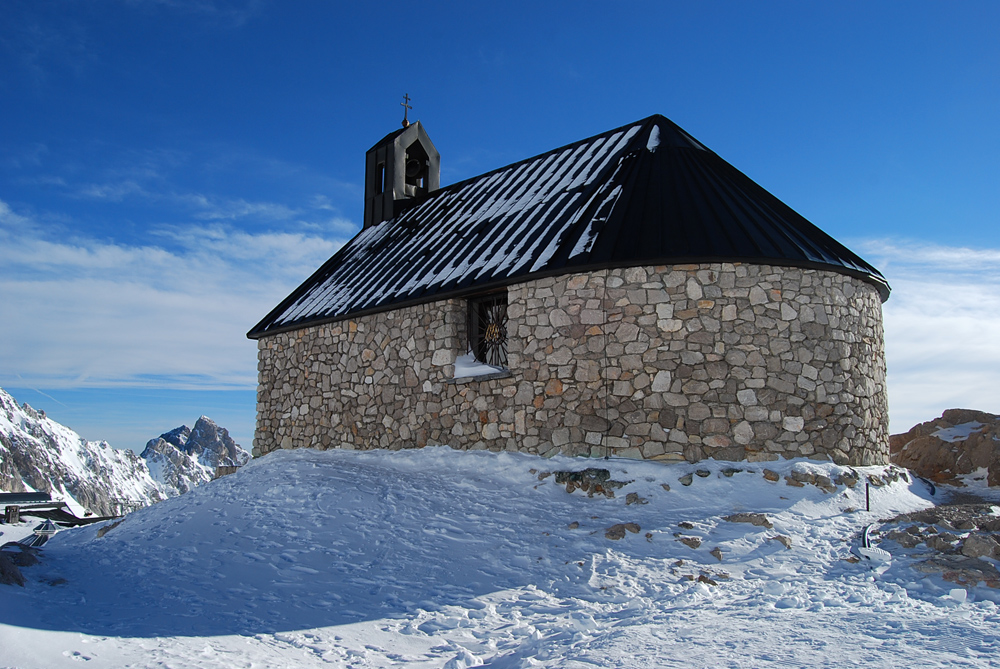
[254,263,889,465]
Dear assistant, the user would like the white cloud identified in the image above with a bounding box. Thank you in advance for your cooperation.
[5,206,995,435]
[855,239,1000,432]
[0,199,350,390]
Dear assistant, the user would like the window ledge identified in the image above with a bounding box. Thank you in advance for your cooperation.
[447,369,513,385]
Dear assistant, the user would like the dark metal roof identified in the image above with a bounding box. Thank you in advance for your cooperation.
[0,492,51,505]
[249,115,889,339]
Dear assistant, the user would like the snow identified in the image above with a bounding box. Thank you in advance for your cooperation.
[452,352,505,378]
[933,421,985,442]
[646,125,661,152]
[267,123,647,330]
[3,446,1000,668]
[0,388,164,513]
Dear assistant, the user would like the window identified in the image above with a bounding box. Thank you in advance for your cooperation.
[469,292,508,368]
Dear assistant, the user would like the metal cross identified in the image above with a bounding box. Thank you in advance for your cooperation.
[401,93,412,128]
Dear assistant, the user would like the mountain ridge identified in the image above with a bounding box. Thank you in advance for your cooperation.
[0,387,248,515]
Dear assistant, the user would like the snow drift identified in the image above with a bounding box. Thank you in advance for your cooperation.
[4,446,1000,668]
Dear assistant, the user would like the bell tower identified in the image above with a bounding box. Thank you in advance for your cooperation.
[363,103,440,229]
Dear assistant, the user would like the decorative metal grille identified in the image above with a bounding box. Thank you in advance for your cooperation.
[469,292,508,368]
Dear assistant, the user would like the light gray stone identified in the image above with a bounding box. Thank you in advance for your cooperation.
[253,264,887,468]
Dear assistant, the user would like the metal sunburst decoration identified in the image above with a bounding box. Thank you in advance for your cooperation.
[475,297,508,367]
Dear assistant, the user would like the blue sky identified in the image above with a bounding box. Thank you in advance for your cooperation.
[2,0,999,451]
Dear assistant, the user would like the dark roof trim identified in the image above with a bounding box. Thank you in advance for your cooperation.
[248,256,889,339]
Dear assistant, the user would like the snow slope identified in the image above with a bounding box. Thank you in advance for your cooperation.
[2,447,1000,668]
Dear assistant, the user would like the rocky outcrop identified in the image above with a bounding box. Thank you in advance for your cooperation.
[882,504,1000,588]
[0,388,164,516]
[140,417,250,497]
[890,409,1000,486]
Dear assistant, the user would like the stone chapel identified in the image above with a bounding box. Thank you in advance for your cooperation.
[248,114,891,466]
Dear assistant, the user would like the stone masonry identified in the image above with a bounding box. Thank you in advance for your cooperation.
[254,262,889,466]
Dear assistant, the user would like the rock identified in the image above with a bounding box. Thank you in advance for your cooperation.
[961,534,1000,559]
[0,553,25,587]
[890,408,1000,486]
[790,470,816,484]
[814,475,838,494]
[695,469,711,478]
[677,536,702,549]
[784,476,805,488]
[625,492,648,505]
[661,483,671,492]
[912,554,1000,588]
[3,545,40,567]
[763,469,780,482]
[834,471,859,488]
[927,533,959,552]
[678,521,695,529]
[769,535,792,549]
[883,504,1000,588]
[567,521,579,530]
[605,522,640,540]
[679,473,693,486]
[721,467,743,477]
[96,519,125,538]
[555,468,609,485]
[554,468,628,498]
[723,513,773,529]
[887,528,922,549]
[710,547,724,561]
[605,525,626,540]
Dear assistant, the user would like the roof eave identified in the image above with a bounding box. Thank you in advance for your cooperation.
[247,256,890,340]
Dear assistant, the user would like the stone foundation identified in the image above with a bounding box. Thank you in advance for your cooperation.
[254,263,888,465]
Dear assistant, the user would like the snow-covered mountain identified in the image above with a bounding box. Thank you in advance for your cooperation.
[140,416,250,496]
[0,388,164,516]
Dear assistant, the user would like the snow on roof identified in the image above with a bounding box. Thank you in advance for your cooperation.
[249,114,889,338]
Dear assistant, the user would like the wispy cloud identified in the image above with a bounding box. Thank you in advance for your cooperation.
[76,180,151,202]
[0,199,349,390]
[854,238,1000,432]
[176,194,302,222]
[6,206,994,434]
[124,0,266,28]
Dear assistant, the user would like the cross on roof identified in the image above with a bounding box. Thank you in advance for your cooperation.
[401,93,412,128]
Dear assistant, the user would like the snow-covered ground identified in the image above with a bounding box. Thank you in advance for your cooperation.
[3,447,1000,668]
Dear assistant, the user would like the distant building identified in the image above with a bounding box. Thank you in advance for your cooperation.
[249,114,890,466]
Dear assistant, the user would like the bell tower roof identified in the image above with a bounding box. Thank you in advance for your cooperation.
[363,119,440,230]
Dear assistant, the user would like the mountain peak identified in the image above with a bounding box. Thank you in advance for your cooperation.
[141,416,250,497]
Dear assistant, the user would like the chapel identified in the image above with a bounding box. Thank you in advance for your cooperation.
[248,113,890,466]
